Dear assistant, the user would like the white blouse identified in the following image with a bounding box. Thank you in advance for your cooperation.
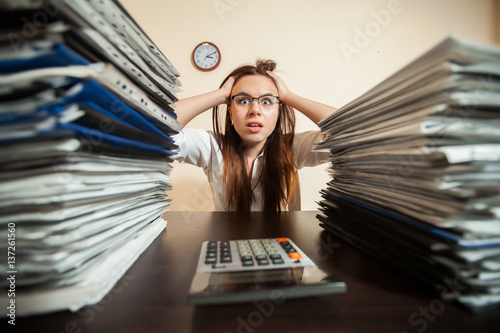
[172,128,329,211]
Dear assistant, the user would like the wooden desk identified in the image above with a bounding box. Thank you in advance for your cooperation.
[11,211,500,333]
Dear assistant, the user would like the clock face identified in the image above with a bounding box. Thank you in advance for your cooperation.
[192,42,221,71]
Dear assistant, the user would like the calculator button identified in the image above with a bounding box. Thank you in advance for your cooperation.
[205,257,217,264]
[221,256,232,263]
[241,255,252,261]
[272,258,284,265]
[257,259,270,266]
[242,259,254,266]
[288,252,302,260]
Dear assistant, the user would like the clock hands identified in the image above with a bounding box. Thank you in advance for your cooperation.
[204,51,217,59]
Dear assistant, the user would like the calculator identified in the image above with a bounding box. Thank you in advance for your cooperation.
[188,238,346,305]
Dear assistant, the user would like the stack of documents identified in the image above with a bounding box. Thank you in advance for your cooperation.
[0,0,180,316]
[316,35,500,312]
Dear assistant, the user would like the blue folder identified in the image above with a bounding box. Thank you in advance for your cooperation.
[1,77,175,142]
[0,108,175,156]
[0,41,177,135]
[321,189,500,248]
[0,42,90,74]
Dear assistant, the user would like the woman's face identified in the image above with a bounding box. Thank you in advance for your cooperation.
[228,75,280,151]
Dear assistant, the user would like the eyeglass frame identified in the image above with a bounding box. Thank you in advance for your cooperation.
[230,93,280,108]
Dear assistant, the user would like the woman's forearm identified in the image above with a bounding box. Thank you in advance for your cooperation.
[174,77,234,128]
[174,89,227,127]
[283,92,338,125]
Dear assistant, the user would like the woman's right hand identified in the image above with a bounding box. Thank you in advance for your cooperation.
[219,76,235,103]
[176,76,236,127]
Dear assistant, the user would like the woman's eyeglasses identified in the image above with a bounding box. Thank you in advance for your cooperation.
[230,94,280,109]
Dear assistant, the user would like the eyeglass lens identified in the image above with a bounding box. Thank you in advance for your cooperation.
[233,95,279,108]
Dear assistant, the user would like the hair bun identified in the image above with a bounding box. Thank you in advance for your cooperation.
[257,59,276,72]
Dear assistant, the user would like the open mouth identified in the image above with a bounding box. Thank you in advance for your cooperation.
[246,122,263,132]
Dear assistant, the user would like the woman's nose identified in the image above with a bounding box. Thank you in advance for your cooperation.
[248,100,262,115]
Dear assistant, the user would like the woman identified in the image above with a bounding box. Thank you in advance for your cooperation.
[173,59,337,211]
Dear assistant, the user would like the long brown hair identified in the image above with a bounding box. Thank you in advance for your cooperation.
[212,59,299,211]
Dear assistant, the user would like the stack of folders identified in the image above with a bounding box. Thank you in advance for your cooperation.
[0,0,181,316]
[316,35,500,312]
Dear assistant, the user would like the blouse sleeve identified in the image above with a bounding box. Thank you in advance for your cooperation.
[172,128,218,169]
[293,131,330,169]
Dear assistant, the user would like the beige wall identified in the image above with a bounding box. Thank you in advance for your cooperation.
[495,0,500,44]
[121,0,494,211]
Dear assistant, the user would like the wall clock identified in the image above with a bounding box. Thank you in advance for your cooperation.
[191,42,221,72]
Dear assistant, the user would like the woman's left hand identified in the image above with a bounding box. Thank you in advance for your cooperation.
[267,70,337,125]
[267,70,291,103]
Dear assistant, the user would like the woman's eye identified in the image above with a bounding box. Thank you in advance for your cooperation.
[237,98,250,105]
[261,98,271,105]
